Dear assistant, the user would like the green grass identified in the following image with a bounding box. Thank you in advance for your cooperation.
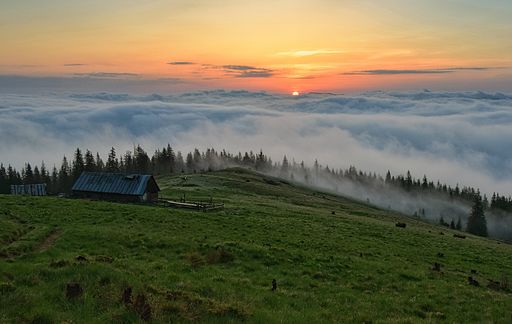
[1,168,511,323]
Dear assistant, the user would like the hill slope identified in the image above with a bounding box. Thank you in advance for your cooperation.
[1,168,511,323]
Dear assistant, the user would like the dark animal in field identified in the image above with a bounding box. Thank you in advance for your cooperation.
[76,255,88,262]
[331,211,336,215]
[487,279,501,291]
[437,252,444,258]
[122,287,132,305]
[431,262,442,272]
[395,222,406,228]
[471,269,477,274]
[134,294,152,321]
[468,276,480,287]
[66,282,83,299]
[272,279,277,291]
[454,234,466,239]
[439,232,444,235]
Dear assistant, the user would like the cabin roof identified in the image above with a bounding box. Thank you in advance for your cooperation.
[72,172,159,196]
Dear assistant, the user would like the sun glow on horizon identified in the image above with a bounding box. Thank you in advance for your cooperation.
[292,91,300,96]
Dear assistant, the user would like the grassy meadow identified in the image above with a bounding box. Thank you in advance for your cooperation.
[1,168,511,323]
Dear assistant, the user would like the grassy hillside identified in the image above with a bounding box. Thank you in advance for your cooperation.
[1,168,511,323]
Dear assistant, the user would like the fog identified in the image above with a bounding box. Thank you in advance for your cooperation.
[1,90,511,197]
[267,166,511,240]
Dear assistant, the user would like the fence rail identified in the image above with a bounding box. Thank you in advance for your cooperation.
[157,198,224,211]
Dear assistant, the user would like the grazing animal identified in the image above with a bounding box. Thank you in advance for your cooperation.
[470,269,477,274]
[272,279,277,291]
[487,279,501,291]
[454,234,466,239]
[437,252,444,258]
[395,222,406,228]
[468,276,480,286]
[432,262,442,272]
[76,255,87,262]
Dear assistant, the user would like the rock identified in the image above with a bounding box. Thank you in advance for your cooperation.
[432,263,442,272]
[134,294,151,321]
[66,282,83,299]
[122,287,132,305]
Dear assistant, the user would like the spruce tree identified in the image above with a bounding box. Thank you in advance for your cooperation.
[467,195,488,237]
[72,148,85,180]
[84,150,96,171]
[456,217,462,230]
[106,147,119,172]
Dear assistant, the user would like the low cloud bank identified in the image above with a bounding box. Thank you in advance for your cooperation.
[1,90,511,197]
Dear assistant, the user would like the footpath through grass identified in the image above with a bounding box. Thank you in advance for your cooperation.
[1,168,511,323]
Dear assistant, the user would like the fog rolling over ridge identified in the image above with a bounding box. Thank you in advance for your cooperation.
[1,90,511,194]
[267,165,512,240]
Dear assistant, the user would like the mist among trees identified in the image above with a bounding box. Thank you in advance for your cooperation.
[1,144,510,239]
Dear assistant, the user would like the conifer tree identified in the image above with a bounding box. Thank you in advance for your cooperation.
[456,216,462,230]
[84,150,96,171]
[467,195,488,237]
[106,147,119,172]
[72,148,85,180]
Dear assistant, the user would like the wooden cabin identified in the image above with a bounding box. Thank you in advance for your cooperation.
[72,172,160,202]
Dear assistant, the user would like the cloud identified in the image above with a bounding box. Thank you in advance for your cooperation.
[222,65,274,78]
[234,70,274,78]
[1,90,512,200]
[276,49,343,57]
[74,72,140,78]
[167,61,195,65]
[0,75,189,94]
[0,64,44,68]
[64,63,87,66]
[343,67,496,75]
[222,65,260,71]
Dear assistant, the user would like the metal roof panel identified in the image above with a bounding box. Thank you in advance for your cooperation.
[72,172,156,196]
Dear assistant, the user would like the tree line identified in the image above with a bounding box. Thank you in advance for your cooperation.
[0,144,509,237]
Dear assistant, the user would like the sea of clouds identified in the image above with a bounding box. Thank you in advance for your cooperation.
[1,89,511,195]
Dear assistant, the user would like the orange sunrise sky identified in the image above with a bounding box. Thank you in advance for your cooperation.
[1,0,512,93]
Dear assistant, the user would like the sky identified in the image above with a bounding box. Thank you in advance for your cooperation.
[1,0,512,93]
[1,1,511,196]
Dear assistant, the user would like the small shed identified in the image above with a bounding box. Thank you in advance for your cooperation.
[11,183,47,196]
[72,172,160,202]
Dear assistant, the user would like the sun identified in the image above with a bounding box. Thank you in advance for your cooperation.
[292,91,300,96]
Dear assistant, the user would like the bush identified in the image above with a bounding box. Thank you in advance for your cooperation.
[206,248,234,264]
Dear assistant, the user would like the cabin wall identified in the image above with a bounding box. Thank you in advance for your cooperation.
[73,191,142,202]
[146,191,158,202]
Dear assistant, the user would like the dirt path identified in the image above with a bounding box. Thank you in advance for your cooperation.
[34,229,62,252]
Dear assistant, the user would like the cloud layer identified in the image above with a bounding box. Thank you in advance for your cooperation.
[1,90,511,196]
